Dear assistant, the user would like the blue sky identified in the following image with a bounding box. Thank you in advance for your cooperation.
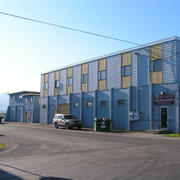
[0,0,180,93]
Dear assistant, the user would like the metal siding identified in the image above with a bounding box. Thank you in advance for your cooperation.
[130,86,150,131]
[33,96,40,123]
[162,40,176,83]
[132,48,149,86]
[40,75,44,98]
[107,55,121,89]
[70,94,81,120]
[112,89,129,130]
[48,72,54,96]
[96,91,110,118]
[89,61,98,91]
[82,92,95,128]
[60,69,67,95]
[152,83,177,132]
[73,65,81,93]
[40,97,48,124]
[48,96,56,124]
[58,95,69,104]
[176,40,180,82]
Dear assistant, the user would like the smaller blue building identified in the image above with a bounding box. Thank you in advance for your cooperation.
[6,91,40,123]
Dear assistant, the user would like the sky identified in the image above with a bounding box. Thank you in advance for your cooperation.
[0,0,180,94]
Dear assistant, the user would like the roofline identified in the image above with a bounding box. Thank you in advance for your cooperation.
[22,93,40,97]
[8,91,40,95]
[41,36,180,75]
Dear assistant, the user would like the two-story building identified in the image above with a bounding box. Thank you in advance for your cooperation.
[6,91,40,123]
[40,36,180,132]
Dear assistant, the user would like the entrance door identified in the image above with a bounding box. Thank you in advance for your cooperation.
[160,107,168,128]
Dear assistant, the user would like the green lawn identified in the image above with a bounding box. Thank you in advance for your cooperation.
[164,133,180,138]
[0,143,6,149]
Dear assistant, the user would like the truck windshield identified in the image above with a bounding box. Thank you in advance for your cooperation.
[64,115,75,119]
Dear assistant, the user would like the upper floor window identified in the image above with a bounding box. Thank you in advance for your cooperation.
[122,65,131,76]
[67,77,72,86]
[98,70,106,80]
[44,82,48,89]
[30,98,33,104]
[24,98,27,104]
[55,80,59,88]
[82,74,88,83]
[19,95,23,99]
[150,60,162,72]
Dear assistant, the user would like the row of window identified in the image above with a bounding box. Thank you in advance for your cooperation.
[73,99,125,108]
[44,59,162,90]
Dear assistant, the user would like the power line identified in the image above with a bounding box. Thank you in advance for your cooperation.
[0,11,140,46]
[0,11,177,56]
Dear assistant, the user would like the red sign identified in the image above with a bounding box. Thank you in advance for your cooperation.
[154,94,175,105]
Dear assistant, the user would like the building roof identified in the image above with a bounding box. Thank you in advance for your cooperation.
[41,36,180,75]
[8,91,40,95]
[22,93,40,97]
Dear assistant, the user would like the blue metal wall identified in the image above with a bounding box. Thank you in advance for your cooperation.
[132,48,149,86]
[112,88,129,130]
[70,93,81,120]
[48,96,56,124]
[82,92,95,128]
[96,91,110,118]
[89,61,98,91]
[48,72,54,97]
[107,55,121,89]
[60,69,67,95]
[152,83,177,132]
[40,97,48,124]
[33,96,40,123]
[162,40,176,83]
[40,75,44,98]
[73,65,81,93]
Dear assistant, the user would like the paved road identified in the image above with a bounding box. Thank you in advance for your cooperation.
[0,123,180,180]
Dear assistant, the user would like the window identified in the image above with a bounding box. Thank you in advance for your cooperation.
[117,99,125,105]
[19,95,23,99]
[74,102,79,108]
[44,82,48,89]
[12,96,15,99]
[67,77,72,86]
[98,70,106,80]
[30,98,33,104]
[38,98,40,104]
[101,100,107,106]
[87,101,92,107]
[43,105,46,109]
[122,66,131,76]
[55,80,59,88]
[82,74,88,83]
[150,60,162,72]
[24,98,27,104]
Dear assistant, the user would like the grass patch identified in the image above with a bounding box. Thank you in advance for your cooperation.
[164,133,180,138]
[0,143,6,149]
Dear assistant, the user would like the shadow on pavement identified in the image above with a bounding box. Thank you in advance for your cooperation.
[0,164,73,180]
[40,177,72,180]
[0,168,24,180]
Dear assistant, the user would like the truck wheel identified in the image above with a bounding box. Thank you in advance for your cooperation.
[65,123,70,130]
[78,126,81,130]
[54,123,58,129]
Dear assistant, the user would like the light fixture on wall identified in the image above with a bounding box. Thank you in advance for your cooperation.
[160,91,165,95]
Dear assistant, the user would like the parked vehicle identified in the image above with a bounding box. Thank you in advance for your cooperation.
[53,114,81,130]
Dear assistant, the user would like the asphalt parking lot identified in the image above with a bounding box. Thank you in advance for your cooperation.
[0,123,180,180]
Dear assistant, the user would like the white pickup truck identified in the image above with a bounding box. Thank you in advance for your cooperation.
[53,114,81,130]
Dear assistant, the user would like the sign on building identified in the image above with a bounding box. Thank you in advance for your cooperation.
[154,94,175,105]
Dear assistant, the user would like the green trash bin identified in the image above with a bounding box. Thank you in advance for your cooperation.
[94,118,111,132]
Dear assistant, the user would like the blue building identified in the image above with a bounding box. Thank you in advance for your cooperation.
[6,91,40,123]
[40,36,180,132]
